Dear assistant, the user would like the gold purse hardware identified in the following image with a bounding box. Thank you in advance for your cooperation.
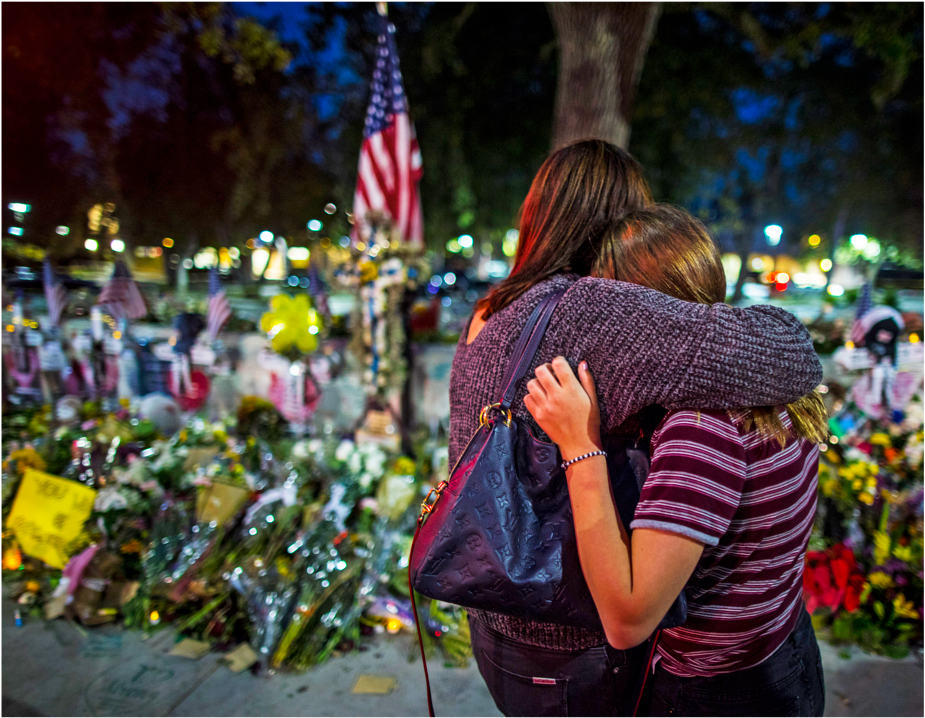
[418,480,449,525]
[479,402,512,427]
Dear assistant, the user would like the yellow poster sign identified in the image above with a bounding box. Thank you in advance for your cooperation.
[6,469,97,569]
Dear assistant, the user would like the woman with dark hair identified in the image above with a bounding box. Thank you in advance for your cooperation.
[524,205,826,716]
[452,140,823,716]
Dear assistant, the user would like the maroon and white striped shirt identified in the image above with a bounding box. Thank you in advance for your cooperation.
[631,408,819,677]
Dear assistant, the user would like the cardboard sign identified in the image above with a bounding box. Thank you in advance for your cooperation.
[352,675,398,694]
[7,470,97,569]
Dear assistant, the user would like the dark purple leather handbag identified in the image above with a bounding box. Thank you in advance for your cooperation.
[410,288,608,628]
[407,287,685,714]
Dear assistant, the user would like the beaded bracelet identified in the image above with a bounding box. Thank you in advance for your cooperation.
[561,450,607,471]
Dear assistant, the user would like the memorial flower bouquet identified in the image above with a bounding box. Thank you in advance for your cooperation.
[809,391,924,656]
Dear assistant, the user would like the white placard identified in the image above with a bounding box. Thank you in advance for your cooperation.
[39,341,67,371]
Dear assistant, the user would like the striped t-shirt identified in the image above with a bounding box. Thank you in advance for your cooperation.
[630,408,819,677]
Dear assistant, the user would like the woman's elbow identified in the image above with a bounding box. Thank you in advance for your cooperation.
[603,623,651,651]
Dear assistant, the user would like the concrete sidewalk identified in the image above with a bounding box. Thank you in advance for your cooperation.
[2,601,921,716]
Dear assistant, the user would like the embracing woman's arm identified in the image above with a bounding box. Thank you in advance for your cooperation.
[524,357,713,648]
[561,277,822,432]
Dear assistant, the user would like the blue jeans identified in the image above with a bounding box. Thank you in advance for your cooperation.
[640,608,825,716]
[469,616,649,716]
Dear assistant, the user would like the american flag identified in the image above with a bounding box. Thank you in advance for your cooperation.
[43,260,68,327]
[207,267,232,342]
[307,263,330,317]
[850,282,874,344]
[351,14,423,247]
[97,260,147,321]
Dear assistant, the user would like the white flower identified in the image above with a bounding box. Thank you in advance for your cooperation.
[292,441,309,459]
[114,461,147,488]
[308,439,323,454]
[95,487,129,512]
[348,452,363,474]
[359,473,373,489]
[335,440,355,463]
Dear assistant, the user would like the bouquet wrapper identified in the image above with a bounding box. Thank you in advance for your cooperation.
[166,483,250,602]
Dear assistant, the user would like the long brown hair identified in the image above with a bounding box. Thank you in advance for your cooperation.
[594,205,828,446]
[477,139,652,320]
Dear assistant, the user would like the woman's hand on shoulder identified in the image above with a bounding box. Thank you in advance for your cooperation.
[525,357,602,460]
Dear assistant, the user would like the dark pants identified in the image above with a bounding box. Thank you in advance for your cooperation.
[469,616,649,716]
[640,608,826,717]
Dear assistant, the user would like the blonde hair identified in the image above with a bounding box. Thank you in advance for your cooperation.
[594,205,828,447]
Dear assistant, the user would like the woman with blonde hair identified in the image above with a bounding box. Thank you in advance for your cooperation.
[524,205,826,716]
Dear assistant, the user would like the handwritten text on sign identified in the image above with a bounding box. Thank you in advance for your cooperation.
[7,469,97,568]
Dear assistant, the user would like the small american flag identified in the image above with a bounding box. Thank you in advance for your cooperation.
[307,263,330,317]
[351,14,423,247]
[207,267,232,342]
[43,260,68,327]
[97,260,147,321]
[850,282,874,344]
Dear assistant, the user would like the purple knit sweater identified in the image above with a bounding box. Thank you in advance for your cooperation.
[449,274,823,650]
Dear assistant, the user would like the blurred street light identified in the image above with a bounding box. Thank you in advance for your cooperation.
[457,234,473,249]
[56,226,69,235]
[163,238,174,248]
[259,231,274,243]
[307,219,323,231]
[85,239,98,251]
[764,225,782,246]
[8,203,30,213]
[820,259,833,272]
[8,227,23,236]
[808,234,821,246]
[324,204,336,214]
[850,234,868,249]
[111,239,125,252]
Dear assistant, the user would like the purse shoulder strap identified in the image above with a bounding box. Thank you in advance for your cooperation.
[497,288,567,412]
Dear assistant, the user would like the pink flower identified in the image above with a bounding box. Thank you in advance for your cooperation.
[140,480,161,492]
[192,475,212,487]
[127,454,138,464]
[81,420,98,431]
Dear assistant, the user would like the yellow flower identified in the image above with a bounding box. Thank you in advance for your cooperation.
[393,457,416,476]
[870,433,892,447]
[179,429,188,443]
[893,594,919,620]
[822,479,838,497]
[859,581,872,605]
[852,478,863,491]
[825,449,841,464]
[214,429,228,444]
[359,261,379,283]
[120,539,144,554]
[893,544,914,562]
[7,448,47,475]
[259,294,322,355]
[865,476,877,489]
[868,571,894,589]
[873,531,892,565]
[859,492,875,505]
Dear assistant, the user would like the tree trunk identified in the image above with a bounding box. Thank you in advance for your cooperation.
[548,2,661,150]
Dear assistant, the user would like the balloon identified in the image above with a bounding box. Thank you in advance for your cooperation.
[259,294,323,355]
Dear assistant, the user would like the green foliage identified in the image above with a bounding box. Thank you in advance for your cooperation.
[632,3,923,262]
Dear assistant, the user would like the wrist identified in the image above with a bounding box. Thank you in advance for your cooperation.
[560,440,604,464]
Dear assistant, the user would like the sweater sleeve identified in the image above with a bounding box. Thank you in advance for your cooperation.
[565,277,823,432]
